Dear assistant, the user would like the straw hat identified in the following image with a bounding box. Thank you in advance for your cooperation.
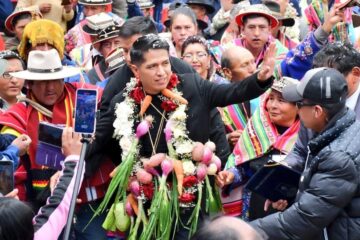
[10,49,80,80]
[5,6,42,33]
[235,4,279,29]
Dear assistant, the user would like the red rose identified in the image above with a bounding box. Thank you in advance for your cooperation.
[140,182,154,200]
[130,87,145,104]
[183,176,198,188]
[161,100,178,112]
[179,193,196,203]
[167,74,179,89]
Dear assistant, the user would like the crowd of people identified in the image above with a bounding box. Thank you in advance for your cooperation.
[0,0,359,239]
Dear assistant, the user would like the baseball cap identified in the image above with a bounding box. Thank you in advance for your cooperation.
[282,67,348,104]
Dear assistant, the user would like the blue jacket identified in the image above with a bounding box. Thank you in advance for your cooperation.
[0,0,13,32]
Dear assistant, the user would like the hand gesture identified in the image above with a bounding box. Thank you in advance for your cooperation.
[61,127,82,157]
[264,199,288,211]
[258,42,277,82]
[228,130,242,146]
[39,3,52,13]
[11,134,31,156]
[322,3,345,33]
[215,170,234,188]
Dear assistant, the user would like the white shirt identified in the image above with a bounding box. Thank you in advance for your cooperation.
[346,85,360,110]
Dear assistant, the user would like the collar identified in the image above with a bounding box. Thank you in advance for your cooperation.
[346,84,360,110]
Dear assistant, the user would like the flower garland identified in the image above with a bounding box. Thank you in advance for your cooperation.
[95,74,223,239]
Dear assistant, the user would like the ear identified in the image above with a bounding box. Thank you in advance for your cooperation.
[313,105,325,119]
[351,66,360,78]
[129,64,140,78]
[222,67,232,80]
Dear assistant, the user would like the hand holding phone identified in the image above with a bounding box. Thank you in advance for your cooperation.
[11,134,31,156]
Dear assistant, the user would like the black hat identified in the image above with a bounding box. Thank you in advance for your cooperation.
[78,0,112,5]
[93,23,122,44]
[282,67,348,104]
[263,0,295,27]
[138,0,155,9]
[186,0,215,14]
[163,18,208,30]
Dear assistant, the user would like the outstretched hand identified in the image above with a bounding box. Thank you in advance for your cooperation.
[322,3,345,33]
[257,42,277,82]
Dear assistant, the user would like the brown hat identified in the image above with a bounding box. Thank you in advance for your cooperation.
[263,0,295,27]
[235,4,279,29]
[5,6,42,32]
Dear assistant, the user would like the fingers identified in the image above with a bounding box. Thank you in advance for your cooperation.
[264,199,271,211]
[109,166,118,178]
[5,188,19,199]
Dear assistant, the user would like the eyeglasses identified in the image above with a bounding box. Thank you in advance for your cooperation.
[2,71,20,80]
[296,101,316,108]
[182,52,208,61]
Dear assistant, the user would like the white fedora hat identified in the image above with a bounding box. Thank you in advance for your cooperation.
[10,49,80,80]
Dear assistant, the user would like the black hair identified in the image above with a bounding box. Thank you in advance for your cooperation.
[191,216,264,240]
[130,34,170,66]
[181,35,214,79]
[118,16,157,39]
[221,54,231,69]
[170,6,198,29]
[312,42,360,77]
[242,14,270,26]
[0,51,26,69]
[11,13,32,28]
[0,198,34,240]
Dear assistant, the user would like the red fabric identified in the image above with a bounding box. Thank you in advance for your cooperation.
[0,36,5,51]
[0,82,111,202]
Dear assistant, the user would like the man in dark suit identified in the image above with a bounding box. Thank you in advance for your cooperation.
[88,16,231,173]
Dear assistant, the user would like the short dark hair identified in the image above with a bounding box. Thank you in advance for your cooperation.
[221,54,231,69]
[170,6,198,28]
[118,16,157,39]
[242,14,270,26]
[0,198,34,240]
[130,34,170,66]
[312,42,360,77]
[12,13,32,28]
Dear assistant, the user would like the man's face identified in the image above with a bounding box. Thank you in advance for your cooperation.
[29,79,65,106]
[345,69,360,97]
[141,7,153,17]
[99,37,122,58]
[228,50,256,81]
[241,16,271,53]
[132,49,171,95]
[14,17,31,40]
[0,59,25,102]
[83,5,106,17]
[118,34,142,65]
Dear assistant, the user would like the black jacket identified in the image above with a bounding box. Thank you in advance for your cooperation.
[85,72,272,176]
[251,109,360,240]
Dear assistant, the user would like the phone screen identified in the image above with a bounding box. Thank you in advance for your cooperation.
[38,122,63,147]
[0,161,14,195]
[74,89,98,134]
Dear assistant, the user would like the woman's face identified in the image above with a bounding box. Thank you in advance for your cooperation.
[170,14,197,49]
[266,90,298,127]
[182,43,210,79]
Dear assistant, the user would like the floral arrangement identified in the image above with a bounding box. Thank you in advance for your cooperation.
[92,74,223,239]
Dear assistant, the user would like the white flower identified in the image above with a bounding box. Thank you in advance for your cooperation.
[183,160,196,176]
[173,128,186,138]
[176,141,194,155]
[120,137,133,155]
[171,105,187,121]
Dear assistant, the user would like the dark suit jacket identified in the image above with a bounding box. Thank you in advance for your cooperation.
[85,71,273,176]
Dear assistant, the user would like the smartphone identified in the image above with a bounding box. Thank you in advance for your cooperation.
[36,122,65,170]
[0,160,14,196]
[74,89,98,134]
